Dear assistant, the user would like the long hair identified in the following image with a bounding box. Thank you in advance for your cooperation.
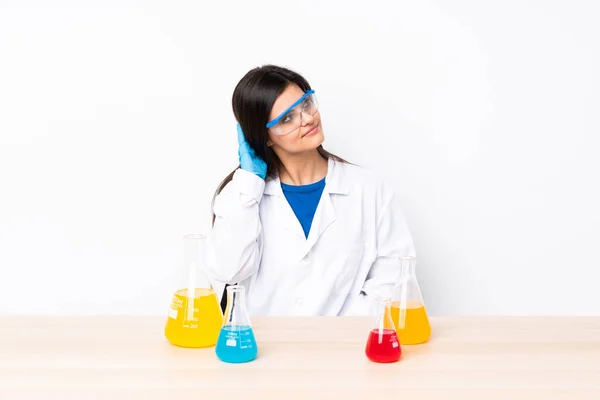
[212,65,347,223]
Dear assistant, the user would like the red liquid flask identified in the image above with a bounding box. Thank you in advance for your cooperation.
[365,297,401,363]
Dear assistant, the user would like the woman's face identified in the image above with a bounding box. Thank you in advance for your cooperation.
[266,84,324,155]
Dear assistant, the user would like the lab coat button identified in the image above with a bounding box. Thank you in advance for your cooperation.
[295,297,304,305]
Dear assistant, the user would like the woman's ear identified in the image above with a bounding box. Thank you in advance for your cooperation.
[266,140,273,147]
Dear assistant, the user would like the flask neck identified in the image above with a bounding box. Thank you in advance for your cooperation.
[399,257,417,279]
[227,286,246,306]
[182,233,212,291]
[183,233,207,264]
[224,285,250,326]
[374,297,395,330]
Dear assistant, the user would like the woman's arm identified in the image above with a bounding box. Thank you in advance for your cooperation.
[206,168,264,284]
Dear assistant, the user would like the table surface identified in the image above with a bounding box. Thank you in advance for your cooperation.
[1,316,599,399]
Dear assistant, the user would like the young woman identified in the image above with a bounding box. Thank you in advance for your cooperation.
[206,65,416,316]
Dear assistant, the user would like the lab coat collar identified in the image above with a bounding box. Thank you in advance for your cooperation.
[263,157,350,196]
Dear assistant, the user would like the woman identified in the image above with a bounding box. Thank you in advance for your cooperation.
[206,65,416,316]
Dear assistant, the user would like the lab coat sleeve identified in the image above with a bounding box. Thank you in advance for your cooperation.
[205,168,264,284]
[344,181,416,316]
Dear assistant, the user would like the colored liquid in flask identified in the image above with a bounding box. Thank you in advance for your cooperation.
[164,288,223,348]
[391,301,431,345]
[365,328,401,363]
[215,325,258,363]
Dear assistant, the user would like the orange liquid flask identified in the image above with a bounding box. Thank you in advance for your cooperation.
[164,234,223,348]
[392,257,431,345]
[365,297,401,363]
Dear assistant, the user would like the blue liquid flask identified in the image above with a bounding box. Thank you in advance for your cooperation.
[215,285,258,363]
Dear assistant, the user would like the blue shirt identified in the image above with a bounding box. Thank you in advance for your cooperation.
[281,177,326,238]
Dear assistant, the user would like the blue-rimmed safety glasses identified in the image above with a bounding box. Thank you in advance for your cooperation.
[266,90,319,136]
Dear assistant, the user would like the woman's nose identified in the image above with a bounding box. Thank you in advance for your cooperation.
[301,110,315,125]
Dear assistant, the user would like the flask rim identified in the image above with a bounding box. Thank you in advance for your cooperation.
[376,296,392,305]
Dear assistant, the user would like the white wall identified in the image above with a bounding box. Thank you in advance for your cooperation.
[1,0,599,316]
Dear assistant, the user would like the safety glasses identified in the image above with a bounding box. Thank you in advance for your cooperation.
[266,90,319,136]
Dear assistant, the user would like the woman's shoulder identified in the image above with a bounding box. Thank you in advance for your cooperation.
[329,158,394,198]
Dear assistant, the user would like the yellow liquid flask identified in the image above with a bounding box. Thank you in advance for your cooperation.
[392,256,432,345]
[164,233,223,348]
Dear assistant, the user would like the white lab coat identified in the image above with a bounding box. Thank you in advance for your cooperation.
[205,157,416,316]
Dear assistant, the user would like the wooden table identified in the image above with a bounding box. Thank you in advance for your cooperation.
[1,316,599,399]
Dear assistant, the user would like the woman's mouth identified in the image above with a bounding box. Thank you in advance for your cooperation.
[302,125,319,138]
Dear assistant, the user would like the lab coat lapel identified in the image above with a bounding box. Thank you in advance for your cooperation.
[264,174,306,240]
[302,186,336,256]
[265,158,349,257]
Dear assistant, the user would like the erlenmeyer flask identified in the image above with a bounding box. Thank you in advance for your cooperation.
[392,256,431,345]
[215,285,258,363]
[164,233,223,348]
[365,297,401,363]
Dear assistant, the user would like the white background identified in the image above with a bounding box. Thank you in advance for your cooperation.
[1,0,599,316]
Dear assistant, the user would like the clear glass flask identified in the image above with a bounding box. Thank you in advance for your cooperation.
[164,234,223,348]
[391,256,432,345]
[215,285,258,363]
[365,297,401,363]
